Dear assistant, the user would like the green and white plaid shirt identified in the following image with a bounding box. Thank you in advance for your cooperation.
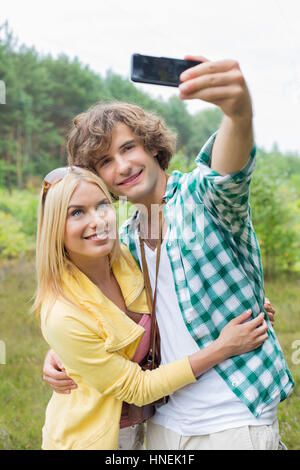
[120,133,294,417]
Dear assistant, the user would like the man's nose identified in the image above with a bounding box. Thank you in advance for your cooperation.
[115,154,132,175]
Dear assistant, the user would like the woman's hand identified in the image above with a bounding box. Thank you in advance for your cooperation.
[264,298,276,327]
[217,309,268,358]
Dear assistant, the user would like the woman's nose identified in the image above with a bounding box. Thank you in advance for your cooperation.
[89,210,107,229]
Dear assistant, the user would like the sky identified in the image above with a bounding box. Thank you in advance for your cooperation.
[2,0,300,154]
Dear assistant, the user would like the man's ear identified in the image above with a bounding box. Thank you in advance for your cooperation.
[152,150,158,157]
[152,150,159,161]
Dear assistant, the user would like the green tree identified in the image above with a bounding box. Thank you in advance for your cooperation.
[250,155,300,278]
[185,107,223,158]
[160,96,193,150]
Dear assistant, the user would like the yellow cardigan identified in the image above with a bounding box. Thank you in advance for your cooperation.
[40,245,196,450]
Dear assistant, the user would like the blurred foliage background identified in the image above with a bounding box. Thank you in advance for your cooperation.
[0,21,299,276]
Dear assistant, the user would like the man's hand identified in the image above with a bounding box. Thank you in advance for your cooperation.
[264,298,276,327]
[179,56,252,121]
[179,56,253,175]
[43,349,77,394]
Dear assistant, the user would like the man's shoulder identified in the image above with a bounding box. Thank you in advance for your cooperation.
[165,168,206,208]
[164,169,199,202]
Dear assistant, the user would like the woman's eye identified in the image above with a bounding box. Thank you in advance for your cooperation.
[97,202,110,212]
[71,209,82,217]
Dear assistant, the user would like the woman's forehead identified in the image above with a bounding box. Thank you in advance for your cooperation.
[69,181,107,204]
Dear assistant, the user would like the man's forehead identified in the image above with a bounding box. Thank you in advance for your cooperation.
[98,124,139,157]
[111,123,137,143]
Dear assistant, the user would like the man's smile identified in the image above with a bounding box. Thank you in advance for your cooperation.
[117,169,143,187]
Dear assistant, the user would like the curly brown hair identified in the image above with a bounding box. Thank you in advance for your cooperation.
[67,101,176,171]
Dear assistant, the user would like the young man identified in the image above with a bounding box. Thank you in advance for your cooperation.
[43,57,293,450]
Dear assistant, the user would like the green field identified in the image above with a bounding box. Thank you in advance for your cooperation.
[0,259,299,450]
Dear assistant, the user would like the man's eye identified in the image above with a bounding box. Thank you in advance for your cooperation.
[99,158,110,167]
[124,144,134,152]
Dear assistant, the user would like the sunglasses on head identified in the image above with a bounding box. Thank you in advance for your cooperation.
[42,166,82,199]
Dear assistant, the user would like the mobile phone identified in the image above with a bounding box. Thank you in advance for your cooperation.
[131,54,202,87]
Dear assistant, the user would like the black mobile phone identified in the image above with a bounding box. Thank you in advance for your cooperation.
[131,54,202,87]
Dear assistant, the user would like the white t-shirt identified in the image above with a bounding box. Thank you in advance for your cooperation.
[135,233,278,436]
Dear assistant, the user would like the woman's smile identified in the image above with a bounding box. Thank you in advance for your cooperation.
[84,231,109,242]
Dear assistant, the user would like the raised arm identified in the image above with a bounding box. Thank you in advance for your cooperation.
[179,56,254,175]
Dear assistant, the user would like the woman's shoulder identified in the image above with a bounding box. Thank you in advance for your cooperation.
[40,296,102,351]
[40,296,85,331]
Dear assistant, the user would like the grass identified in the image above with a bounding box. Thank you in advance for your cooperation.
[264,277,300,449]
[0,260,299,450]
[0,259,51,450]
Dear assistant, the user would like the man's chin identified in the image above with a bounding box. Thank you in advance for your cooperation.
[112,184,145,202]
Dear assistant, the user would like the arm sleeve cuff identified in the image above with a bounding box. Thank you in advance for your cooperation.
[195,131,257,186]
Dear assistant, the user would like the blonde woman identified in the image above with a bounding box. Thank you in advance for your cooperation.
[35,166,269,450]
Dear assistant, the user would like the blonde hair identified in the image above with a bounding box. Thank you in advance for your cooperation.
[33,167,122,315]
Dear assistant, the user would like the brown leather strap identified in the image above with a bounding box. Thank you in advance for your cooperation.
[139,210,163,369]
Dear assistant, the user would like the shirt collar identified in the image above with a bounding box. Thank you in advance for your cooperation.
[163,171,182,202]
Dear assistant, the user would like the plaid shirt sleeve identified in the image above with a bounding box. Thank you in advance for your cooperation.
[193,132,256,234]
